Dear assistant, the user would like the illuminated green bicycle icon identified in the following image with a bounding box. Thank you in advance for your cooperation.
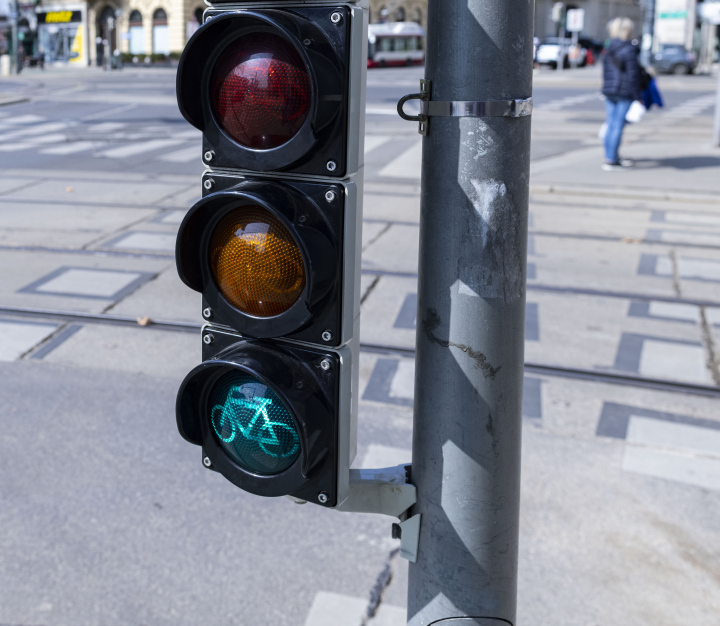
[211,389,300,460]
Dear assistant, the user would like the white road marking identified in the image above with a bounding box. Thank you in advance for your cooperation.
[0,320,59,362]
[365,135,392,154]
[160,145,201,163]
[35,269,143,298]
[0,134,67,151]
[536,93,602,111]
[664,94,716,119]
[623,416,720,491]
[639,340,711,384]
[360,444,411,470]
[40,141,99,155]
[98,139,186,159]
[303,592,367,626]
[379,139,422,179]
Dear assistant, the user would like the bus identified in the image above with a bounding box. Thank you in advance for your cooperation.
[368,22,425,68]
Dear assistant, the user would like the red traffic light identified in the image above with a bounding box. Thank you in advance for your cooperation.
[211,32,312,150]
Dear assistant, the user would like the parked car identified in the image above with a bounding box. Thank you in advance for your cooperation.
[652,44,696,75]
[535,37,588,69]
[578,37,604,58]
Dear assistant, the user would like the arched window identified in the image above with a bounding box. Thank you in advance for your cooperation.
[413,8,423,25]
[153,9,167,24]
[152,8,169,54]
[395,7,406,22]
[128,10,144,54]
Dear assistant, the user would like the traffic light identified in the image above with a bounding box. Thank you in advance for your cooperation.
[175,2,367,508]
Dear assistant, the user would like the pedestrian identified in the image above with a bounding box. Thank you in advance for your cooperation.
[601,17,641,171]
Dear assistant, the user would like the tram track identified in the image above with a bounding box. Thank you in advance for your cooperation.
[2,304,719,399]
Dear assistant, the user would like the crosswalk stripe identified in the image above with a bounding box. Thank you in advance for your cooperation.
[160,145,201,163]
[378,140,422,179]
[365,135,391,154]
[0,121,72,142]
[98,139,186,159]
[85,122,127,133]
[0,134,67,151]
[664,94,716,118]
[1,114,45,125]
[41,141,99,155]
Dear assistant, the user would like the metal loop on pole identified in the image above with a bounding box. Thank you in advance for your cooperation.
[397,80,532,136]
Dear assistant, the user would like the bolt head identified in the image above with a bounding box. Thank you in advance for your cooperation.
[324,189,336,203]
[326,160,337,172]
[202,307,212,319]
[330,11,343,24]
[204,150,214,162]
[320,359,331,371]
[298,215,307,223]
[203,333,214,345]
[321,330,333,342]
[203,456,212,468]
[203,178,214,190]
[318,491,329,504]
[303,38,312,46]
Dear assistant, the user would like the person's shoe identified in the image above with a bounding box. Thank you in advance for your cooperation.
[619,158,634,167]
[602,161,624,171]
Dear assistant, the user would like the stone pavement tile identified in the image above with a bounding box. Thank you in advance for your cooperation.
[364,190,419,224]
[155,184,201,208]
[108,266,199,324]
[40,323,199,380]
[0,177,42,195]
[360,275,417,349]
[0,202,155,249]
[533,236,678,297]
[0,319,58,361]
[3,178,187,206]
[531,140,720,195]
[362,224,419,275]
[517,423,720,625]
[0,250,170,313]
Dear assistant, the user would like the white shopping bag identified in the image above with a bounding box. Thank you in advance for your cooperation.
[598,122,607,139]
[625,101,647,124]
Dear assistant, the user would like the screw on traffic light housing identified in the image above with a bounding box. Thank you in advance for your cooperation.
[176,7,364,177]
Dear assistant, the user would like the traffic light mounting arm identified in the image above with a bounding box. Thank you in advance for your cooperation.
[334,464,420,563]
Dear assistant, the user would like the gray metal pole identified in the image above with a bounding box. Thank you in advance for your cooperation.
[406,0,533,624]
[10,0,19,74]
[640,0,656,67]
[714,66,720,147]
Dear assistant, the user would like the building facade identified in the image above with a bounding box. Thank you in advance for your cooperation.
[368,1,427,27]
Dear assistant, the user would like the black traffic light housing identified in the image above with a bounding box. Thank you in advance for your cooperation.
[177,7,353,177]
[176,174,359,347]
[177,328,352,507]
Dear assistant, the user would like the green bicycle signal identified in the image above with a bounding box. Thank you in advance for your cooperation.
[209,372,300,475]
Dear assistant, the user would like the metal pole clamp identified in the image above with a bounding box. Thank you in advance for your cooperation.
[397,80,533,136]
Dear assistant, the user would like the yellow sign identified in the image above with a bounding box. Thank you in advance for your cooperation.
[45,11,73,23]
[70,24,84,63]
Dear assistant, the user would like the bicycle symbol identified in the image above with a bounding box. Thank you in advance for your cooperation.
[211,388,300,460]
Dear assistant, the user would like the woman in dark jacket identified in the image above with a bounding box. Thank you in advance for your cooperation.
[601,18,642,170]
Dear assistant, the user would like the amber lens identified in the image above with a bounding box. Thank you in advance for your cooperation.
[209,206,305,317]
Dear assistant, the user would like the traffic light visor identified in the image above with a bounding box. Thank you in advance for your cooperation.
[209,371,301,475]
[211,32,312,150]
[209,206,306,318]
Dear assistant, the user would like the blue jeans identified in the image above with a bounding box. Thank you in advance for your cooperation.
[604,97,633,163]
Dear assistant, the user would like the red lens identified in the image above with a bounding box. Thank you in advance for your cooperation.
[211,33,312,150]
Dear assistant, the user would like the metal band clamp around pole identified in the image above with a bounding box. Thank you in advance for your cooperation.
[397,79,533,136]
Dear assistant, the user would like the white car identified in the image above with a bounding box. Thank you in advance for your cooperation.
[536,38,587,69]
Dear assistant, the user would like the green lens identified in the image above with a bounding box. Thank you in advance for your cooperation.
[209,371,300,475]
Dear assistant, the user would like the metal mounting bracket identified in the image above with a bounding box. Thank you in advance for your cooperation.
[398,79,533,136]
[335,463,421,563]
